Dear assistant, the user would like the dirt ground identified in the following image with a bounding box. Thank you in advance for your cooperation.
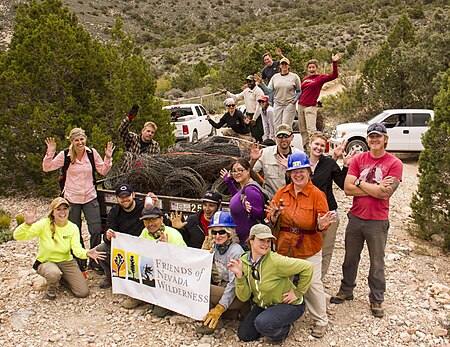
[0,153,449,346]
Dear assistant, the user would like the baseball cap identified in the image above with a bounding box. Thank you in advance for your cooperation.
[367,123,387,136]
[280,57,290,65]
[246,75,256,81]
[202,190,222,204]
[140,205,164,220]
[249,224,276,239]
[257,96,269,102]
[115,183,134,197]
[276,124,293,136]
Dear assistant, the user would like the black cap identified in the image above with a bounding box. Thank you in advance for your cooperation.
[202,190,222,204]
[115,183,134,197]
[140,205,164,220]
[367,123,387,136]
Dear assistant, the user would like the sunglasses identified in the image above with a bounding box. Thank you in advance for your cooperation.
[226,104,236,107]
[258,100,267,104]
[251,264,260,281]
[367,124,386,133]
[143,217,160,223]
[231,168,245,174]
[276,133,291,138]
[211,229,228,236]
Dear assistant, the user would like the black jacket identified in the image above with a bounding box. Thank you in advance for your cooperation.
[178,210,207,249]
[311,155,348,211]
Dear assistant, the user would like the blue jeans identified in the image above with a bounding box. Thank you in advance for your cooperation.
[237,301,305,342]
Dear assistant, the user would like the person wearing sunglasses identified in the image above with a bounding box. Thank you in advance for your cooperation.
[219,76,265,142]
[207,98,252,142]
[266,151,337,338]
[249,124,303,196]
[227,224,312,344]
[196,211,248,334]
[220,158,266,249]
[169,190,222,249]
[122,205,186,315]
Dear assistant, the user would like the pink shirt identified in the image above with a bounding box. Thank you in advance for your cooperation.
[42,147,112,204]
[348,152,403,220]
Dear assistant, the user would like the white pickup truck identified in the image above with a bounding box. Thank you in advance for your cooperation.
[330,109,434,153]
[164,103,213,143]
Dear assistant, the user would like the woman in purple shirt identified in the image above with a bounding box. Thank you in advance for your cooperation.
[220,159,265,250]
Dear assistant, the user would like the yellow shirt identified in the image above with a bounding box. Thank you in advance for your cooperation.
[14,218,88,263]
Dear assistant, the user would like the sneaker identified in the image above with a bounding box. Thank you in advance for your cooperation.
[370,302,384,318]
[99,277,112,289]
[195,319,225,335]
[45,286,57,300]
[122,297,144,309]
[311,324,327,338]
[330,291,354,304]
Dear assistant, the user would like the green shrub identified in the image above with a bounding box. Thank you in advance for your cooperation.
[0,211,12,244]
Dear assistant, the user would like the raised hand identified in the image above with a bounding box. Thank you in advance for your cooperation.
[227,257,243,278]
[128,104,139,120]
[23,208,38,226]
[249,142,262,161]
[169,210,187,229]
[317,211,337,230]
[45,137,57,155]
[87,245,107,263]
[105,141,115,159]
[333,140,347,160]
[275,47,282,56]
[254,75,263,85]
[265,199,283,223]
[159,232,168,243]
[332,52,344,61]
[220,168,230,179]
[343,149,356,167]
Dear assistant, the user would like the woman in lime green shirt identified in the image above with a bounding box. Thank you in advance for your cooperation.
[14,197,106,300]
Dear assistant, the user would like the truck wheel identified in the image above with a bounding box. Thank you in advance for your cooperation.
[346,139,368,154]
[191,130,198,143]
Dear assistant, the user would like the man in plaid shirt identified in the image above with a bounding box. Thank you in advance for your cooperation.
[118,105,161,155]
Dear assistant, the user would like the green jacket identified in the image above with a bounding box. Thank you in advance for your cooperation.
[13,218,88,263]
[139,225,186,246]
[235,250,312,309]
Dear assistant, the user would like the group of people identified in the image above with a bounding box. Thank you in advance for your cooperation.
[13,50,403,344]
[212,48,344,150]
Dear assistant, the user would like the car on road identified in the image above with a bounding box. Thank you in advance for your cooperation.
[330,109,434,153]
[164,103,213,143]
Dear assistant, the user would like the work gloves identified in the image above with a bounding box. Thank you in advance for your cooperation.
[128,104,139,120]
[203,303,226,329]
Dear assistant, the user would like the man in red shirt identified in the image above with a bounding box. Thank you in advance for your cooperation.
[330,123,403,318]
[298,53,343,150]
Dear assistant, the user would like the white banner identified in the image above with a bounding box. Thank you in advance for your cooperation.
[111,232,213,320]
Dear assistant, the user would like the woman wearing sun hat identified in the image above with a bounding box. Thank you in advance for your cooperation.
[227,224,312,344]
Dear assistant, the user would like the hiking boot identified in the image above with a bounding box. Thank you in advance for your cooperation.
[311,324,328,338]
[195,319,225,335]
[370,302,384,318]
[99,277,112,289]
[330,291,354,304]
[45,286,57,300]
[122,297,145,309]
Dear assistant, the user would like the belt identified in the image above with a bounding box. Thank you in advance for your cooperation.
[279,227,316,248]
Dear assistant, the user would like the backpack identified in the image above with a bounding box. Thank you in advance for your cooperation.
[59,148,96,193]
[240,181,273,225]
